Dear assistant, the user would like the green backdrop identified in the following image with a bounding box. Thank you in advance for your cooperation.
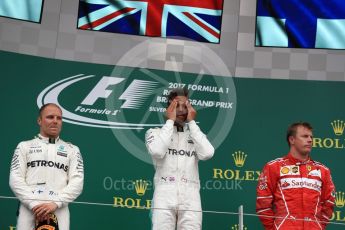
[0,51,344,229]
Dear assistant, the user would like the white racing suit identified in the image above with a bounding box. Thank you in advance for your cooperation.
[146,120,214,230]
[9,134,84,230]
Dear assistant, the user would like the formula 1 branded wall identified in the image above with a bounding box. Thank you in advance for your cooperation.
[0,50,345,229]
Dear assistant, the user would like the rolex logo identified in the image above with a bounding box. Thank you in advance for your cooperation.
[231,224,248,230]
[331,120,345,136]
[335,191,345,208]
[134,179,148,196]
[232,151,247,167]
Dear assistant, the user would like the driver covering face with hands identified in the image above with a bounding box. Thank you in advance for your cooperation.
[167,87,191,127]
[146,88,214,230]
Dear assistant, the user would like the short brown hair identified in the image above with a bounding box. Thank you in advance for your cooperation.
[286,122,313,146]
[39,103,62,117]
[167,88,189,107]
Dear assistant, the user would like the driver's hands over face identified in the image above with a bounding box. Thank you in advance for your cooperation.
[166,100,177,121]
[186,100,196,122]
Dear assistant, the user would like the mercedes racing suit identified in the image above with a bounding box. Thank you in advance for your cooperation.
[146,119,214,230]
[256,153,335,230]
[9,134,84,230]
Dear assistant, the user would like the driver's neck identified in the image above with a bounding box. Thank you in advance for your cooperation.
[174,123,185,132]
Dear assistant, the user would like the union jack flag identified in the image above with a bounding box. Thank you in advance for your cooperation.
[77,0,224,43]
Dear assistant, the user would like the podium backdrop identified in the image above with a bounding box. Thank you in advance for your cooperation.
[0,50,345,229]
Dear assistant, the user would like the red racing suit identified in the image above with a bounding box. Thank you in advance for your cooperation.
[256,153,335,230]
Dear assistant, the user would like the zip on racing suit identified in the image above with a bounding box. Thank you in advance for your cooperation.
[146,119,214,230]
[9,134,84,230]
[256,153,335,230]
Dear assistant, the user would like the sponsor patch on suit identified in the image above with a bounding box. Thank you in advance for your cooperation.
[280,165,300,176]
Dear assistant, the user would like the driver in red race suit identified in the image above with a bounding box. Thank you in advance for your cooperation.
[256,122,335,230]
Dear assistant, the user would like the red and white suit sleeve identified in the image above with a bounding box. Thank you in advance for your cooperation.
[318,167,335,229]
[256,163,276,230]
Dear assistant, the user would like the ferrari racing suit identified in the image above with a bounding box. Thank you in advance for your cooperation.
[146,119,214,230]
[256,153,335,230]
[9,134,84,230]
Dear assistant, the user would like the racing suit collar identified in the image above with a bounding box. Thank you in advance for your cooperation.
[37,134,60,144]
[174,123,189,132]
[286,152,312,165]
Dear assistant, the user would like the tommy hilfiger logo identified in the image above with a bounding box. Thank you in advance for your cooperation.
[331,120,345,136]
[232,151,247,167]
